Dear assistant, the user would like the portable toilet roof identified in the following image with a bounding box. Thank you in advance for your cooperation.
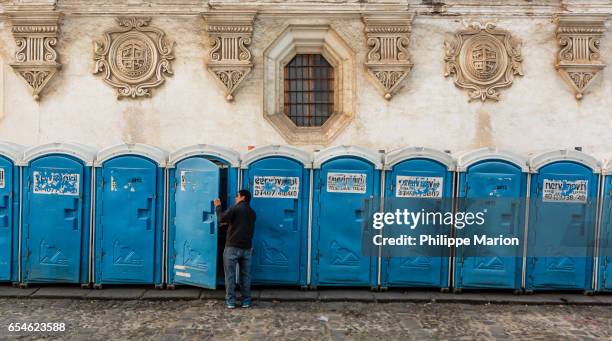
[603,159,612,175]
[384,147,455,171]
[96,143,168,167]
[241,145,312,169]
[168,144,240,168]
[313,145,383,170]
[23,142,96,167]
[529,149,601,174]
[455,147,529,173]
[0,141,26,165]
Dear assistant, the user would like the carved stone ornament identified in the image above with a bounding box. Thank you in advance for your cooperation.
[555,15,607,100]
[93,17,174,98]
[8,11,61,100]
[444,22,523,102]
[362,13,413,100]
[203,11,256,102]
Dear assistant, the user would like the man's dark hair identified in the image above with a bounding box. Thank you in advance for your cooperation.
[239,189,252,203]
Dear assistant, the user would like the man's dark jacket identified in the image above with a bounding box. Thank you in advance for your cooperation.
[216,201,256,249]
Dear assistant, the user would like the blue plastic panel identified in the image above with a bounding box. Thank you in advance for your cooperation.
[0,156,17,282]
[95,155,164,285]
[168,157,219,289]
[382,158,453,288]
[312,156,379,287]
[598,175,612,291]
[243,157,309,286]
[23,155,90,284]
[526,161,597,291]
[455,160,526,290]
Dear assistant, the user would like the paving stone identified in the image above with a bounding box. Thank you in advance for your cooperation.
[85,288,146,300]
[592,294,612,305]
[142,288,202,300]
[200,289,226,300]
[0,299,609,339]
[430,292,491,304]
[259,289,319,301]
[200,289,261,300]
[318,289,376,302]
[374,291,432,302]
[5,284,612,307]
[0,285,38,297]
[482,293,562,305]
[556,294,601,305]
[32,287,89,299]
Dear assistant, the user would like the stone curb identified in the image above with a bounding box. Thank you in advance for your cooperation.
[1,286,611,305]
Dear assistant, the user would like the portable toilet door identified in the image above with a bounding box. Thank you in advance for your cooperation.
[94,144,167,288]
[526,150,600,292]
[311,146,381,288]
[454,148,528,292]
[0,142,24,284]
[381,147,454,290]
[21,143,95,286]
[241,145,311,287]
[598,159,612,292]
[166,145,240,289]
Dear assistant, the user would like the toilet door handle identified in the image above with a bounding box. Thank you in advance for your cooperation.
[203,201,215,235]
[64,197,79,231]
[136,197,153,230]
[0,194,10,228]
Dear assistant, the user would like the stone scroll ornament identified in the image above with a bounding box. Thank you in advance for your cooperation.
[555,15,607,100]
[362,14,413,100]
[9,12,62,100]
[93,17,174,98]
[203,12,255,102]
[444,22,523,102]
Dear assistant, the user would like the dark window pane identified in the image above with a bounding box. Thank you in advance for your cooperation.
[283,54,334,127]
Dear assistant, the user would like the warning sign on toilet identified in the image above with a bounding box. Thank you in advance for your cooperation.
[253,176,299,199]
[32,170,80,196]
[396,176,443,198]
[542,179,588,203]
[326,173,367,194]
[0,168,4,189]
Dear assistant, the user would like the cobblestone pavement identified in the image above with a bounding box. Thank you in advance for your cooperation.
[0,299,610,340]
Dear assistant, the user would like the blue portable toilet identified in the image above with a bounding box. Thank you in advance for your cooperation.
[241,145,311,287]
[94,144,167,288]
[166,144,240,289]
[21,143,95,286]
[597,159,612,292]
[454,148,528,293]
[311,145,382,288]
[381,147,455,290]
[526,150,600,293]
[0,142,25,285]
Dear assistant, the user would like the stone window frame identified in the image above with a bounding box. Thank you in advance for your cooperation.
[263,25,355,145]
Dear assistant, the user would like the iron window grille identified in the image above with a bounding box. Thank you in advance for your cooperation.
[283,54,335,127]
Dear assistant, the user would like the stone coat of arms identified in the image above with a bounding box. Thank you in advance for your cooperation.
[94,17,174,98]
[444,22,523,102]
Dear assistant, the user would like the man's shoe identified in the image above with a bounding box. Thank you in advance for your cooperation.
[241,298,252,308]
[225,300,236,309]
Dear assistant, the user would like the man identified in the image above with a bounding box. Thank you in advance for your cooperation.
[214,189,256,309]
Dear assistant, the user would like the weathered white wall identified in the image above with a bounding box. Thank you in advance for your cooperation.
[0,0,610,160]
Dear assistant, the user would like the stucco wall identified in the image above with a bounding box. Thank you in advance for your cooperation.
[0,0,610,160]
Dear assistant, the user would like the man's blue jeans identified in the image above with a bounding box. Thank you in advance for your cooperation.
[223,246,252,305]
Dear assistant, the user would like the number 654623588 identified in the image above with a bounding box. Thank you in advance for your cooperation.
[8,322,65,332]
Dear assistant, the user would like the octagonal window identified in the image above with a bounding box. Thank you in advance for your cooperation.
[263,25,355,144]
[283,54,335,127]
